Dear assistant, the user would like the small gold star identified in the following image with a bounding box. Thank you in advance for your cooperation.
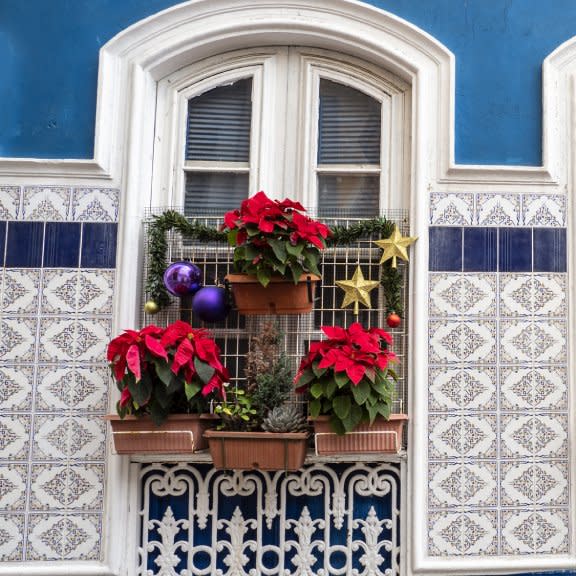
[373,226,418,268]
[336,266,380,315]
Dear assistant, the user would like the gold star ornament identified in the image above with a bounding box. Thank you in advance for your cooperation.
[336,266,380,315]
[373,225,418,268]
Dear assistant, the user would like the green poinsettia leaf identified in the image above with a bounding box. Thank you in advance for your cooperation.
[329,415,346,435]
[167,374,183,395]
[312,363,327,379]
[325,378,337,399]
[310,381,324,399]
[185,381,201,401]
[128,372,153,406]
[332,395,351,420]
[289,262,304,284]
[334,370,350,388]
[351,379,371,406]
[286,242,304,257]
[309,399,322,419]
[366,402,379,424]
[149,399,168,426]
[153,380,171,409]
[194,357,215,385]
[376,403,392,420]
[267,237,288,264]
[257,268,271,287]
[153,360,173,387]
[296,369,316,388]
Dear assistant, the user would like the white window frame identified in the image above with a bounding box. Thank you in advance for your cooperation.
[152,47,411,211]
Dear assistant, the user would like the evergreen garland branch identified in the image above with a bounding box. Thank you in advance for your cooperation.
[145,210,407,317]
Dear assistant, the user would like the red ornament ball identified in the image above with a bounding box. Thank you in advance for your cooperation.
[386,312,401,328]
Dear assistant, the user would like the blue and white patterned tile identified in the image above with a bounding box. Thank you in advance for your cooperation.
[428,511,497,556]
[475,193,520,226]
[0,318,36,362]
[1,269,41,314]
[36,365,109,412]
[0,465,27,510]
[32,415,106,461]
[501,460,568,506]
[502,509,569,554]
[0,186,21,220]
[0,515,24,561]
[0,416,30,460]
[429,274,496,317]
[22,186,71,221]
[38,318,110,362]
[41,270,79,314]
[26,513,101,560]
[500,274,566,317]
[501,366,567,410]
[77,270,114,314]
[430,193,474,225]
[428,462,497,507]
[500,319,566,364]
[500,414,568,458]
[429,367,496,411]
[71,188,119,222]
[429,414,497,459]
[30,464,104,511]
[429,320,496,363]
[0,365,33,411]
[522,194,566,227]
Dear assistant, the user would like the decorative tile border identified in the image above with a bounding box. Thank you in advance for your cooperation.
[430,192,566,227]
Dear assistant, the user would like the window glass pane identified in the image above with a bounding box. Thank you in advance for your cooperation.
[318,79,381,164]
[317,174,379,217]
[186,78,252,162]
[185,172,249,215]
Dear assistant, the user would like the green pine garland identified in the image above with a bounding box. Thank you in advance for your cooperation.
[145,210,406,316]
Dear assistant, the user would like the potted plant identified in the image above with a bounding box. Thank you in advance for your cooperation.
[295,322,407,454]
[105,320,228,454]
[221,191,331,314]
[204,322,309,470]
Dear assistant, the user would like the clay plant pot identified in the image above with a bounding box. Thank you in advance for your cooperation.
[105,413,218,455]
[225,273,320,315]
[204,429,309,470]
[311,414,408,455]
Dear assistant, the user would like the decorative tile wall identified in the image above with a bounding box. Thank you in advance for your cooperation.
[428,192,570,558]
[0,185,118,562]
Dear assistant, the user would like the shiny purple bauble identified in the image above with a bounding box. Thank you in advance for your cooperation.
[192,286,230,323]
[163,262,202,296]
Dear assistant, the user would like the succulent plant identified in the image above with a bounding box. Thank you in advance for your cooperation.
[262,404,309,434]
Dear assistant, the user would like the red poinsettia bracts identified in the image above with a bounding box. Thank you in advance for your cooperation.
[222,191,331,286]
[107,321,228,423]
[295,322,398,435]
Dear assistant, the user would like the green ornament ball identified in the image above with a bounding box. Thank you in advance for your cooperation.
[144,300,160,315]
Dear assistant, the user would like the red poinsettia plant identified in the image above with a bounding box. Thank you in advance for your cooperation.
[107,320,228,424]
[295,323,398,435]
[222,190,331,287]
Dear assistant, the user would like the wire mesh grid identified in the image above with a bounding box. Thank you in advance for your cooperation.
[141,208,410,427]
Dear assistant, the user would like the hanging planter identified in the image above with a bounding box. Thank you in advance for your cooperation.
[106,413,218,455]
[204,429,309,470]
[311,414,407,455]
[225,273,319,315]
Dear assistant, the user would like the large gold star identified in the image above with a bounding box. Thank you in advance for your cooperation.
[336,266,380,315]
[373,225,418,268]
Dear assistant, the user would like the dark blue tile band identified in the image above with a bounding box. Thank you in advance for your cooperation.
[429,226,567,273]
[534,228,566,272]
[0,221,5,267]
[429,227,462,272]
[499,228,532,272]
[5,221,44,267]
[463,227,497,272]
[81,222,117,268]
[44,222,81,268]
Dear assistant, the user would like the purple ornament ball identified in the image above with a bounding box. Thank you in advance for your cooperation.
[192,286,230,323]
[163,262,203,297]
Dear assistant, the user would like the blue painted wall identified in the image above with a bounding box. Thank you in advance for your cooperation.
[1,0,576,164]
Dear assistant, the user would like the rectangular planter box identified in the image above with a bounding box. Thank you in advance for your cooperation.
[312,414,408,455]
[204,430,309,470]
[105,414,217,455]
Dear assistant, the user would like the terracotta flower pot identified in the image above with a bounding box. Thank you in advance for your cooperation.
[225,273,320,315]
[204,429,309,470]
[312,414,408,455]
[105,413,218,455]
